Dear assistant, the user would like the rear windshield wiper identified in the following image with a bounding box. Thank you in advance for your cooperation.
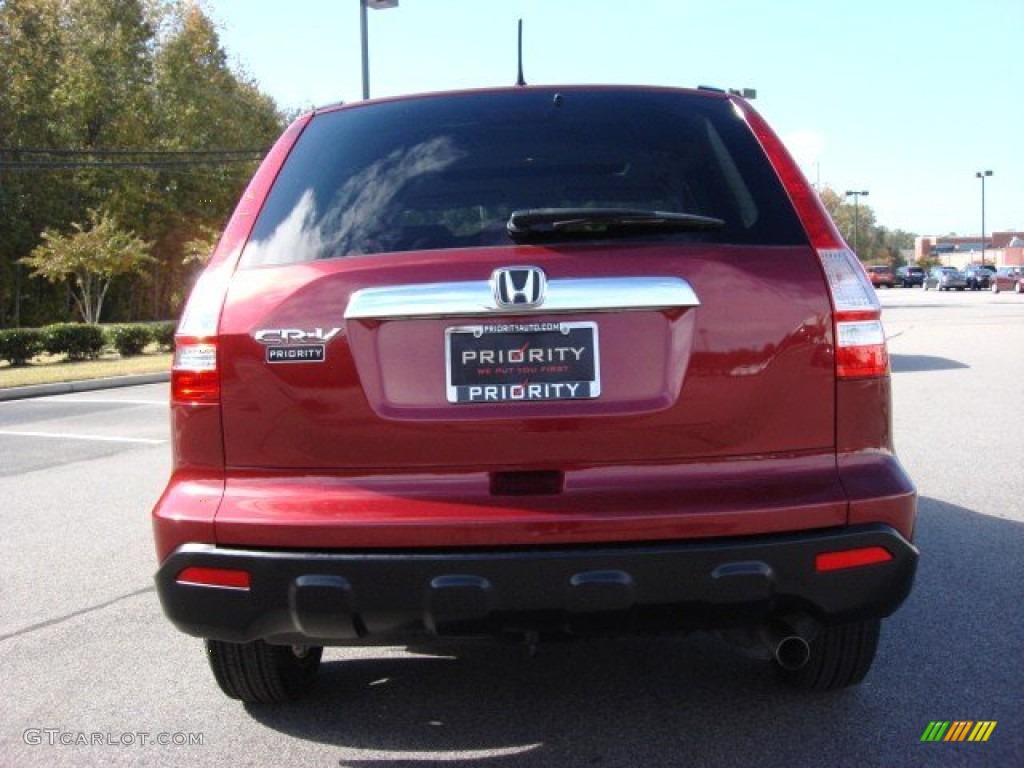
[507,207,725,242]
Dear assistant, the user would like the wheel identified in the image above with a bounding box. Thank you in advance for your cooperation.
[778,618,880,691]
[205,639,323,703]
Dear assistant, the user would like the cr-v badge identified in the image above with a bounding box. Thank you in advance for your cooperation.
[253,327,341,364]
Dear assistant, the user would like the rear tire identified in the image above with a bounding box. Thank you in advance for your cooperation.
[205,639,323,703]
[778,618,880,691]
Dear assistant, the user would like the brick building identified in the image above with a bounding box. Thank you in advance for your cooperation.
[914,231,1024,268]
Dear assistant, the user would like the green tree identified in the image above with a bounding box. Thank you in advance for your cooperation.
[832,191,877,260]
[182,224,221,268]
[818,186,915,265]
[0,0,67,326]
[0,0,284,327]
[1,0,158,325]
[144,2,282,318]
[20,209,154,323]
[50,0,154,150]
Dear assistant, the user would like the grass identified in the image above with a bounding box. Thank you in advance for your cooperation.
[0,347,172,389]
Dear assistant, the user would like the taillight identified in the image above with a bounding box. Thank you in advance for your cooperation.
[737,98,888,380]
[819,249,889,379]
[171,267,231,405]
[172,337,219,404]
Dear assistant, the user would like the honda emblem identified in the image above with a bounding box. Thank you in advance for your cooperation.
[492,267,546,308]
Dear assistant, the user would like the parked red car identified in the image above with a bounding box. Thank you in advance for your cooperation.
[867,265,895,288]
[990,266,1024,293]
[153,86,917,703]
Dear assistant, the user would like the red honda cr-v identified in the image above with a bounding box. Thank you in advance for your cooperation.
[153,85,917,703]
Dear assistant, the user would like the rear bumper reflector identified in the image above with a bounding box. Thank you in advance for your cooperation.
[176,566,251,590]
[815,546,893,572]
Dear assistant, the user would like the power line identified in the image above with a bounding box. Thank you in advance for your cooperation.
[0,146,267,157]
[0,145,268,171]
[0,158,261,171]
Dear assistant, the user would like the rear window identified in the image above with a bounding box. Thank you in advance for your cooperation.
[240,88,807,267]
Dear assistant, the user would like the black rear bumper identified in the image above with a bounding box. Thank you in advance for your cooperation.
[155,524,917,645]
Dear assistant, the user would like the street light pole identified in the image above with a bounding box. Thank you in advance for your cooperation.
[976,170,993,266]
[844,190,869,257]
[359,0,369,100]
[359,0,398,100]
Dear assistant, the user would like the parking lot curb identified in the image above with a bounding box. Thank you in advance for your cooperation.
[0,372,170,401]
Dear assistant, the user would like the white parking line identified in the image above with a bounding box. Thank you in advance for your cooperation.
[0,430,166,445]
[51,398,167,405]
[0,398,166,406]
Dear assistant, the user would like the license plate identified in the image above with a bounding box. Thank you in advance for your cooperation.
[445,322,600,404]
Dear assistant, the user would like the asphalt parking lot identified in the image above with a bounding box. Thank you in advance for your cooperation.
[0,287,1021,767]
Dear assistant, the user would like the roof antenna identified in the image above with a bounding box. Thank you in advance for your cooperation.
[516,19,526,86]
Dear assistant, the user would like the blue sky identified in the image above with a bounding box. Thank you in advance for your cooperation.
[207,0,1023,239]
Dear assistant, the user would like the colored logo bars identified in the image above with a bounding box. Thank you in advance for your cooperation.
[920,721,997,742]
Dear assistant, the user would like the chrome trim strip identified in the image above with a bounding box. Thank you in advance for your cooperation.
[345,276,700,320]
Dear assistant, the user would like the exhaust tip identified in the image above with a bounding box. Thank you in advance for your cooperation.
[775,635,811,671]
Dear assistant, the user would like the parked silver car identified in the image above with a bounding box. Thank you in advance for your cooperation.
[923,266,967,291]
